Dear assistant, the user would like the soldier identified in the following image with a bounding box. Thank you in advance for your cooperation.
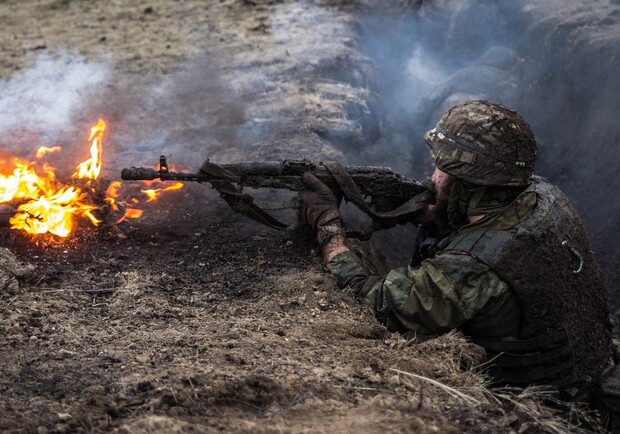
[299,100,613,404]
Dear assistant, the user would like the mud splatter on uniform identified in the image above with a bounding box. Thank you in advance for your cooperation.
[328,178,611,392]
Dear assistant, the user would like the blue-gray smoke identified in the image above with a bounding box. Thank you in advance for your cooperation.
[357,0,620,300]
[0,52,110,166]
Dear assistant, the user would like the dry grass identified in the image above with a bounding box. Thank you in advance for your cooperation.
[392,368,482,405]
[491,387,605,434]
[386,331,605,433]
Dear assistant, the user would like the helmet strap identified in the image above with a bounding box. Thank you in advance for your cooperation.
[447,179,526,226]
[446,179,475,227]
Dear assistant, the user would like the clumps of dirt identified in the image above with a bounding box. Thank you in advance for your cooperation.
[0,247,35,295]
[118,416,211,434]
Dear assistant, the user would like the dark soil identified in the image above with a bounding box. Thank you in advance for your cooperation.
[0,0,612,433]
[0,190,598,433]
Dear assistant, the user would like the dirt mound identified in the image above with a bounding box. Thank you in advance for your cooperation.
[0,248,34,294]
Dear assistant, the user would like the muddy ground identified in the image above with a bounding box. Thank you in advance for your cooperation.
[0,0,614,433]
[0,192,588,434]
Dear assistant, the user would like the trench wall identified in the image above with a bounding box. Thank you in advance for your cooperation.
[354,0,620,306]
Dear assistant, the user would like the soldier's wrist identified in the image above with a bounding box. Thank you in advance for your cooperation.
[316,218,344,246]
[314,208,341,229]
[322,234,349,263]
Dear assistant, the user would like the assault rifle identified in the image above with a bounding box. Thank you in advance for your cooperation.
[121,156,432,239]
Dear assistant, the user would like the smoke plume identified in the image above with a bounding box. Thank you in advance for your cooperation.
[0,52,110,169]
[357,0,620,299]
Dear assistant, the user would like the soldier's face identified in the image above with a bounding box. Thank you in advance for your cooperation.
[431,167,452,201]
[422,167,453,228]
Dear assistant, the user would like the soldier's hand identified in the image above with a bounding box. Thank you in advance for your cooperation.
[299,172,345,246]
[299,172,339,228]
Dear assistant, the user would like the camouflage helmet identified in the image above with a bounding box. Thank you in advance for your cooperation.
[424,100,537,187]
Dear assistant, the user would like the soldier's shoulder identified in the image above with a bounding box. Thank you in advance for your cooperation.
[424,248,492,274]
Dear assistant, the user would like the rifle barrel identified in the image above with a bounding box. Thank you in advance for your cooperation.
[121,160,427,199]
[121,167,206,182]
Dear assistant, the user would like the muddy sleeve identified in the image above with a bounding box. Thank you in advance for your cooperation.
[326,250,513,335]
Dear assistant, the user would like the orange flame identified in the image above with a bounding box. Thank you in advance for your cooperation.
[141,182,184,202]
[0,161,55,203]
[106,179,184,223]
[105,181,144,224]
[1,118,186,238]
[36,146,62,159]
[115,208,143,224]
[0,119,109,237]
[105,181,122,212]
[73,119,105,180]
[9,187,100,237]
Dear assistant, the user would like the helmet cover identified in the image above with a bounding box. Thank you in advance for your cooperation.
[425,100,537,186]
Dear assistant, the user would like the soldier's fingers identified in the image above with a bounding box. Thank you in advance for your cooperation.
[298,190,315,204]
[302,172,325,191]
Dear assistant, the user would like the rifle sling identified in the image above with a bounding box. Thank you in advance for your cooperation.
[200,160,241,182]
[210,180,289,231]
[201,161,289,230]
[321,161,432,222]
[252,198,298,211]
[202,160,431,234]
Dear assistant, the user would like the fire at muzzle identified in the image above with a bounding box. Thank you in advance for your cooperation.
[0,120,183,238]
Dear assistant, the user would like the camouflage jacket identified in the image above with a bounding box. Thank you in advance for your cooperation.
[327,184,541,338]
[329,178,614,393]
